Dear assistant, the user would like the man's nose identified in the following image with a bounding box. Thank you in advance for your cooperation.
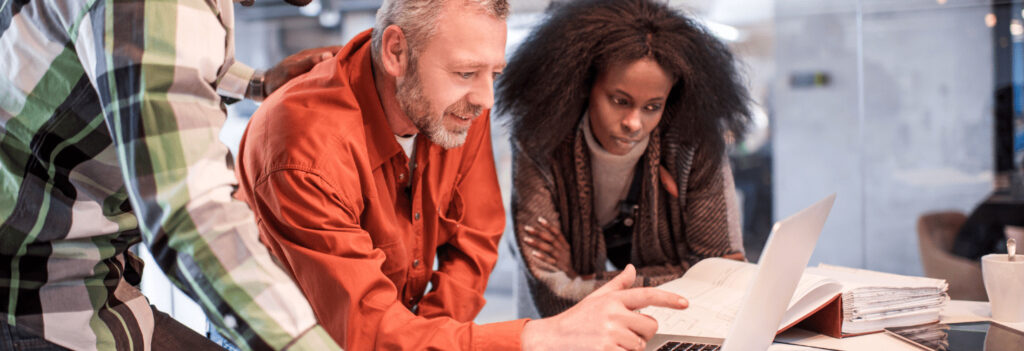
[466,75,495,111]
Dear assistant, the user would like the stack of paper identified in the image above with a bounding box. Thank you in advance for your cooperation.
[806,264,949,335]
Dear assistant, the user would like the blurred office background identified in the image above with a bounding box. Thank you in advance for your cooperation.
[137,0,1024,332]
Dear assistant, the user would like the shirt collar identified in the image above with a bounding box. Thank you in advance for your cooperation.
[348,29,407,170]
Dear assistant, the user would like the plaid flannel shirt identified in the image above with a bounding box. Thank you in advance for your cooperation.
[0,0,339,350]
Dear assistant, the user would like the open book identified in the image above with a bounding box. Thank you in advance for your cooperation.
[640,258,948,339]
[639,257,843,339]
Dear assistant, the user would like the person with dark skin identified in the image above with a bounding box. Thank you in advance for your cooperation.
[496,0,752,317]
[0,0,343,349]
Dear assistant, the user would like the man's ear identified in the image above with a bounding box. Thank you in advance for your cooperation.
[380,25,409,78]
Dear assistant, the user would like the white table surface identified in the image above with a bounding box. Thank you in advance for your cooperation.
[770,300,1023,350]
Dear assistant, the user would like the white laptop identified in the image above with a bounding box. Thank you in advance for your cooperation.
[644,193,836,351]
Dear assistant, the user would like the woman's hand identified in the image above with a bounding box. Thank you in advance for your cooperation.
[523,217,577,278]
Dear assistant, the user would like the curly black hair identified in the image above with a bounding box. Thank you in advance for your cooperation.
[495,0,751,164]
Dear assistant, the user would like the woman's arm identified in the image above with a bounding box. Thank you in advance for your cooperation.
[511,147,600,316]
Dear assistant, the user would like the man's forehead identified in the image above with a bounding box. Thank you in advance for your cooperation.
[424,5,508,69]
[447,58,507,70]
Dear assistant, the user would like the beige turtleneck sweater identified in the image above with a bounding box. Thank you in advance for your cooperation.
[581,113,649,227]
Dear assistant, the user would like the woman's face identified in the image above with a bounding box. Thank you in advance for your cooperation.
[587,57,674,155]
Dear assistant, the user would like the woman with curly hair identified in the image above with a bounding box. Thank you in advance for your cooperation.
[495,0,752,316]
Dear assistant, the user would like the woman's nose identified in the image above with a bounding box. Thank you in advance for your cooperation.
[621,110,643,135]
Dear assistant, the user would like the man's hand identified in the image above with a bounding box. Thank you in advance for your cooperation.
[523,216,577,277]
[264,46,344,97]
[521,265,688,351]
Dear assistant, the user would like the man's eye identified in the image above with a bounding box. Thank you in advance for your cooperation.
[492,72,502,80]
[458,72,475,79]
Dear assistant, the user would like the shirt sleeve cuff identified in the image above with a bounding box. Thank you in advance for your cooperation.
[472,318,529,351]
[218,61,256,100]
[283,325,342,351]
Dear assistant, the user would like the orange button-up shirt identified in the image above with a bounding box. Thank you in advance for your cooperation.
[235,29,526,350]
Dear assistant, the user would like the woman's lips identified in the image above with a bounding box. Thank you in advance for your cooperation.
[613,136,641,148]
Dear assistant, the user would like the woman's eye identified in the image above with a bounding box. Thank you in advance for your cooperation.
[611,96,629,105]
[644,104,663,112]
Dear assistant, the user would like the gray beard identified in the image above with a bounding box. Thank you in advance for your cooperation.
[396,67,470,149]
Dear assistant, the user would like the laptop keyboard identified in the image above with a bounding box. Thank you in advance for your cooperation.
[655,341,722,351]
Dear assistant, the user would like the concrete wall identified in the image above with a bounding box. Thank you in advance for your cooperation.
[773,0,995,275]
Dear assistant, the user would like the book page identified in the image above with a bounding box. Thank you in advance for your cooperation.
[807,264,947,291]
[639,258,841,337]
[777,271,842,329]
[841,308,942,334]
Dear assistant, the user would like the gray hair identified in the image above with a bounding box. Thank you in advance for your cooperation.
[371,0,509,68]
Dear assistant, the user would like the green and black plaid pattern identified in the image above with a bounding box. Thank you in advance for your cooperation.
[0,0,337,350]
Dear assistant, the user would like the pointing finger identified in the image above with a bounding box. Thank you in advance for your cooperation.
[616,287,688,311]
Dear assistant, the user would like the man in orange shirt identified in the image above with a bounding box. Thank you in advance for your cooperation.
[235,0,688,350]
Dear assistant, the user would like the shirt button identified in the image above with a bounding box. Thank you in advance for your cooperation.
[412,259,420,268]
[398,173,405,181]
[414,212,421,220]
